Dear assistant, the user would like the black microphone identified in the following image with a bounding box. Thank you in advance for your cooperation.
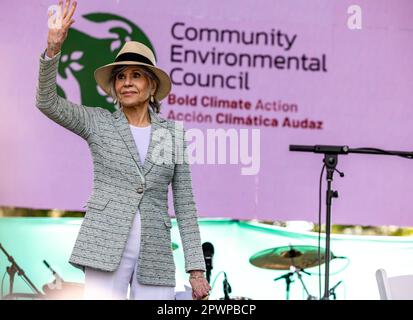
[289,145,350,154]
[202,242,214,283]
[43,260,64,287]
[223,272,232,300]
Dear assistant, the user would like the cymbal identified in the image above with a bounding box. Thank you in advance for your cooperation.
[249,245,333,270]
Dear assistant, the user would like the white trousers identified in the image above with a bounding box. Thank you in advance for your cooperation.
[83,211,175,300]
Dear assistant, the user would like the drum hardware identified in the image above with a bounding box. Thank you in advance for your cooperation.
[209,270,252,301]
[273,270,294,300]
[0,242,44,300]
[250,245,346,300]
[273,266,317,300]
[222,272,231,300]
[328,280,343,300]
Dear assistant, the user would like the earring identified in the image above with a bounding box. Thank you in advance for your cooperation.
[150,95,154,103]
[113,97,118,104]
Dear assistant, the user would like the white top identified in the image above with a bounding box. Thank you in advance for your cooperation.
[129,125,151,165]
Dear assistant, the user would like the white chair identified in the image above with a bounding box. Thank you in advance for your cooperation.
[375,268,413,300]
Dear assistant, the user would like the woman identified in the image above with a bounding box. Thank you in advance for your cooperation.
[37,0,211,300]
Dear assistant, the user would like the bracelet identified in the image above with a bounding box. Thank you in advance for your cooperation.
[189,275,205,280]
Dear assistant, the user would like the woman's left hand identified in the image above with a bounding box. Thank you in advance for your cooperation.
[189,271,211,300]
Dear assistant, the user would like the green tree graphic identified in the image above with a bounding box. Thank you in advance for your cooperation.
[58,13,155,113]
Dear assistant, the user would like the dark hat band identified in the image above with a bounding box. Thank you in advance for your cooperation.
[115,52,154,66]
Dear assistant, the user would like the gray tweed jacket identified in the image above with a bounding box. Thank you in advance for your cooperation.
[35,51,206,287]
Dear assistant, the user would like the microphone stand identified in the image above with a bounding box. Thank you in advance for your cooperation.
[289,144,413,300]
[274,272,294,300]
[222,272,232,300]
[323,152,340,299]
[0,243,43,299]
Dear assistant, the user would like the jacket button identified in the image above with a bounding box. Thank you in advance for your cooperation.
[137,187,144,194]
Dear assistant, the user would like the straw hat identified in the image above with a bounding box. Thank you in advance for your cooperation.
[94,41,171,101]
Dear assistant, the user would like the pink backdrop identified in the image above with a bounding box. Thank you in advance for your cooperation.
[1,0,413,226]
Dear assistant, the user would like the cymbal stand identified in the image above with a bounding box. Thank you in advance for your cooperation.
[328,280,343,300]
[0,243,43,300]
[291,267,317,300]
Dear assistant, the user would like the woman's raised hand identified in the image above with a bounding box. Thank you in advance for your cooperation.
[46,0,77,58]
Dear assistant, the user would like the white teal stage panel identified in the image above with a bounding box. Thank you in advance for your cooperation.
[1,218,412,300]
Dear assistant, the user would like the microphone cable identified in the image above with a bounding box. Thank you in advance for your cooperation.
[209,270,226,297]
[318,164,326,300]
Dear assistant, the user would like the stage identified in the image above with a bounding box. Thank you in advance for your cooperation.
[1,218,412,300]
